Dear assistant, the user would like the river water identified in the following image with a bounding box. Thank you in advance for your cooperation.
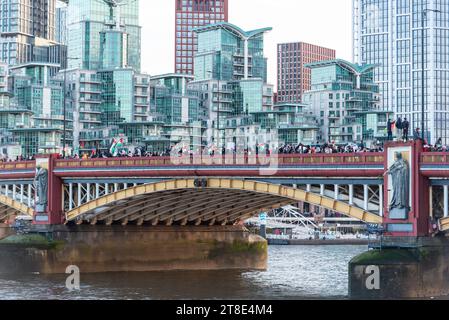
[0,245,367,300]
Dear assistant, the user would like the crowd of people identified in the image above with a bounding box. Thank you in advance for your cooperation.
[0,155,35,163]
[387,116,449,152]
[1,129,449,162]
[277,141,383,154]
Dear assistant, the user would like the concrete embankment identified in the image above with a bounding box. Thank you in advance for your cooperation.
[0,225,14,240]
[0,225,268,274]
[349,237,449,299]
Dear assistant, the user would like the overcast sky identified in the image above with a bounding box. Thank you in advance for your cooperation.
[140,0,353,87]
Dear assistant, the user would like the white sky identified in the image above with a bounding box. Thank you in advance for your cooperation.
[140,0,353,88]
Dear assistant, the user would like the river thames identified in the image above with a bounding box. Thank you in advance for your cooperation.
[0,245,367,300]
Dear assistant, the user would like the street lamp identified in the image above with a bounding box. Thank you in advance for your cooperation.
[206,70,221,150]
[62,57,80,158]
[421,8,440,142]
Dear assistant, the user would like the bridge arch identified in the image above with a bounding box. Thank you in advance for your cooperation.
[0,194,34,222]
[65,179,383,226]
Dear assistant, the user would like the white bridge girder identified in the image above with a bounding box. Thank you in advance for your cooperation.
[63,180,385,226]
[0,183,35,209]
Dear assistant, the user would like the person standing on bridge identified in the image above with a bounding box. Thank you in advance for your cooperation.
[402,118,410,142]
[413,128,422,142]
[387,118,396,141]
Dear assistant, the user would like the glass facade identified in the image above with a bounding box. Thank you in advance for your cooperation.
[0,62,73,156]
[0,0,58,66]
[234,80,264,114]
[67,0,141,71]
[56,4,68,45]
[100,30,128,69]
[353,0,449,143]
[194,23,271,82]
[303,59,391,144]
[100,69,134,125]
[175,0,228,75]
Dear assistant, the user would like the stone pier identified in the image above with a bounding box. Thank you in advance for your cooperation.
[0,225,267,274]
[349,237,449,299]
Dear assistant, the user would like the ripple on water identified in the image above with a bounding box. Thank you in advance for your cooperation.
[0,245,367,300]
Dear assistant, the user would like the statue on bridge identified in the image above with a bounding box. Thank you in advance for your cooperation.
[385,152,410,219]
[34,165,48,213]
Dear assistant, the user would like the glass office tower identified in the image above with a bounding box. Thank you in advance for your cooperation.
[353,0,449,143]
[0,0,57,66]
[67,0,141,71]
[56,3,68,45]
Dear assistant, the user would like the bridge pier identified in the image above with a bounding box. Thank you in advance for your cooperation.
[349,236,449,299]
[0,225,267,274]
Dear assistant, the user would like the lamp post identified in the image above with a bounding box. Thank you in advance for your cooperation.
[206,70,220,150]
[62,57,81,158]
[421,8,440,142]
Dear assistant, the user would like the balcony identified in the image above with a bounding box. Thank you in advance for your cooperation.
[80,119,102,124]
[212,88,233,94]
[80,78,101,85]
[80,88,102,94]
[212,97,233,104]
[212,106,234,113]
[80,107,102,114]
[79,97,102,104]
[134,102,149,107]
[134,92,149,98]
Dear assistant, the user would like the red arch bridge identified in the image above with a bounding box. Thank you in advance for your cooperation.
[1,141,449,237]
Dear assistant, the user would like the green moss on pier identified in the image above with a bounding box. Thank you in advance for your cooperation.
[0,234,65,250]
[350,249,419,265]
[208,239,268,259]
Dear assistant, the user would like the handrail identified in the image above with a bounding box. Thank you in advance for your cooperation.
[0,161,35,170]
[54,153,385,169]
[421,152,449,164]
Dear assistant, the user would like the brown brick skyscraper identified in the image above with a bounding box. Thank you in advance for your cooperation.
[175,0,229,75]
[277,42,335,103]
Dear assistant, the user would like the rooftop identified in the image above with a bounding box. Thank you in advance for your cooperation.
[193,22,272,39]
[305,59,377,75]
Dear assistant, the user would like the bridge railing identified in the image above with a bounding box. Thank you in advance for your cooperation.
[54,153,385,168]
[0,161,35,171]
[421,152,449,164]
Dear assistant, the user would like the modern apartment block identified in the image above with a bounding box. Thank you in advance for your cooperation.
[277,42,335,103]
[303,59,392,145]
[175,0,228,75]
[191,22,273,147]
[0,0,68,70]
[6,62,69,156]
[353,0,449,143]
[67,0,141,71]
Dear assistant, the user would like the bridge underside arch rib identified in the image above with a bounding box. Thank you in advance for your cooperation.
[0,194,34,222]
[65,179,383,226]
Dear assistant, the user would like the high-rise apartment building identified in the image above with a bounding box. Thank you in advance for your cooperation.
[56,3,68,45]
[353,0,449,143]
[191,22,273,146]
[175,0,228,75]
[277,42,335,103]
[67,0,141,71]
[303,59,391,145]
[0,0,58,66]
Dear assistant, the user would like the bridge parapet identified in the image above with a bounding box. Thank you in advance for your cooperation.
[0,161,35,171]
[54,153,385,169]
[421,152,449,164]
